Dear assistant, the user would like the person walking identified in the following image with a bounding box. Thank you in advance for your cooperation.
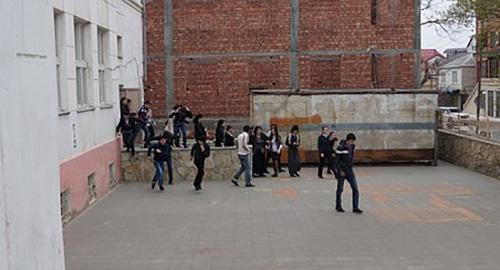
[231,125,254,187]
[147,134,174,191]
[215,119,225,147]
[269,124,283,177]
[317,126,333,179]
[224,125,235,147]
[190,136,210,191]
[334,133,363,214]
[326,131,338,175]
[285,125,301,177]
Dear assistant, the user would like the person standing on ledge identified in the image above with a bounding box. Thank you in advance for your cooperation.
[286,125,301,177]
[317,126,332,179]
[334,133,363,214]
[231,125,254,187]
[190,135,210,191]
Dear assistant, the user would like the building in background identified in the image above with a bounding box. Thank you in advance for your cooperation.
[421,49,445,89]
[53,0,143,223]
[438,53,476,108]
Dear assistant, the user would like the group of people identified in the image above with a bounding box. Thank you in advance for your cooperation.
[117,100,362,213]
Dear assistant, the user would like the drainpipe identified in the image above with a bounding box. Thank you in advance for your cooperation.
[142,0,147,101]
[476,19,482,134]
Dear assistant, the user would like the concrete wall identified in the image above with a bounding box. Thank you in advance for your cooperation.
[0,1,65,269]
[52,0,143,223]
[122,147,241,183]
[252,89,438,163]
[438,130,500,180]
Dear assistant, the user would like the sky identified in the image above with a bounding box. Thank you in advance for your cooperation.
[420,0,475,53]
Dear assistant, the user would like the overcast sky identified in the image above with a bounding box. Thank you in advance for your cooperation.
[420,0,475,53]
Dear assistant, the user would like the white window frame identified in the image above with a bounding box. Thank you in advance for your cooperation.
[97,27,110,105]
[452,71,458,83]
[54,11,68,113]
[74,19,91,108]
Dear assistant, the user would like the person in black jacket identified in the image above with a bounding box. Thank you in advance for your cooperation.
[191,136,210,191]
[317,126,333,179]
[193,114,207,142]
[268,124,283,177]
[148,134,174,191]
[214,119,225,147]
[333,133,363,214]
[169,104,192,148]
[251,126,268,177]
[326,131,339,175]
[224,125,235,147]
[116,113,140,155]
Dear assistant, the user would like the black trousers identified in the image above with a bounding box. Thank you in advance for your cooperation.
[318,152,333,177]
[194,162,205,188]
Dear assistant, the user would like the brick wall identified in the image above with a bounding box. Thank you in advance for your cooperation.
[145,0,419,117]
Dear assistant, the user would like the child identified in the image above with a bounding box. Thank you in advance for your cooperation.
[147,135,173,191]
[190,136,210,191]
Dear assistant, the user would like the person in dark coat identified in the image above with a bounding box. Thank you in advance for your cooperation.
[120,97,131,117]
[116,113,140,155]
[317,126,333,179]
[268,124,283,177]
[147,134,173,191]
[138,101,154,146]
[326,131,338,175]
[224,125,235,147]
[251,126,268,177]
[333,133,363,214]
[190,136,210,191]
[286,125,301,177]
[215,119,225,147]
[169,104,192,148]
[193,114,207,142]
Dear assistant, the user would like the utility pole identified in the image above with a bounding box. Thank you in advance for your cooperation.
[476,18,483,134]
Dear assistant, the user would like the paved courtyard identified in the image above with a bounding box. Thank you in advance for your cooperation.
[64,162,500,270]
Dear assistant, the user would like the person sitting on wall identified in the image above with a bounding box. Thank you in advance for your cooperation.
[116,112,140,156]
[215,119,225,147]
[193,114,207,142]
[190,135,210,191]
[148,134,174,191]
[224,125,235,147]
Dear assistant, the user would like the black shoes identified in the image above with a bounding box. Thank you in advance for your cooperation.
[318,175,324,179]
[272,174,278,178]
[151,182,156,190]
[231,179,239,187]
[279,169,286,173]
[159,185,165,191]
[245,183,255,187]
[335,207,345,213]
[194,186,202,191]
[353,208,364,214]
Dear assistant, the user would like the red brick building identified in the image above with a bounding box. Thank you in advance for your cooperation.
[145,0,421,118]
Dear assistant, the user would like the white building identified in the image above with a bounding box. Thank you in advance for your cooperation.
[0,0,143,269]
[438,53,476,108]
[54,0,143,222]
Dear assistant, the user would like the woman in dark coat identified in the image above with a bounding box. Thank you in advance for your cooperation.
[214,119,225,147]
[252,126,268,177]
[193,114,207,142]
[269,124,283,177]
[286,125,301,177]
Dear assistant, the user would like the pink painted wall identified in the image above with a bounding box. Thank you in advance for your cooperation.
[60,138,122,217]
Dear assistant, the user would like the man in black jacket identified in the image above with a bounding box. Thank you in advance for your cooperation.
[116,113,140,155]
[148,135,173,191]
[333,133,363,214]
[317,126,332,179]
[191,136,210,191]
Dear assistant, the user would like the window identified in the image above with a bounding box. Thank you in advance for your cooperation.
[496,91,500,118]
[440,71,446,85]
[87,173,97,205]
[60,189,71,224]
[54,12,68,112]
[488,91,494,117]
[74,19,90,107]
[452,71,458,83]
[117,35,123,60]
[97,28,109,104]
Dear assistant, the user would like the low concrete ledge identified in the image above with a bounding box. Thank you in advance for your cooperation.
[121,147,241,182]
[438,130,500,180]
